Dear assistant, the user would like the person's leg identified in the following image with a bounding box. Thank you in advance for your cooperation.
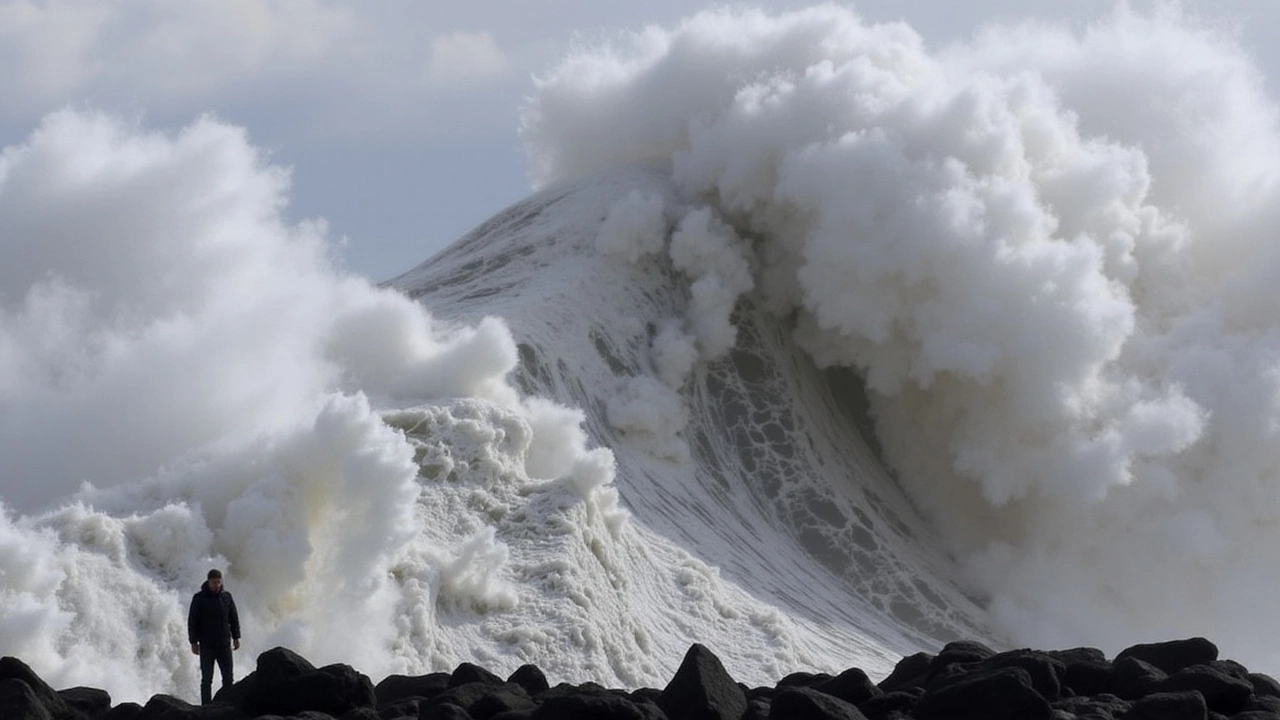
[198,645,216,705]
[215,643,234,698]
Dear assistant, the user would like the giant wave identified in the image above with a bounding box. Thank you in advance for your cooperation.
[3,4,1280,705]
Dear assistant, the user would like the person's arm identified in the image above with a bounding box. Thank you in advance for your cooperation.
[228,594,241,650]
[188,596,200,655]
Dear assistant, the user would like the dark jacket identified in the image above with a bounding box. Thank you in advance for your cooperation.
[188,581,241,646]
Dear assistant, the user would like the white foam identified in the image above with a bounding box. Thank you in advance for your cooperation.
[522,4,1280,668]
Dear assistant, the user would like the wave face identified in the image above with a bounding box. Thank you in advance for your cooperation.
[4,3,1280,705]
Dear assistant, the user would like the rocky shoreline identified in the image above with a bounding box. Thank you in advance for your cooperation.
[4,637,1279,719]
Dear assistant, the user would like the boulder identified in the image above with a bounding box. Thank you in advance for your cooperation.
[0,657,82,720]
[57,687,110,718]
[1123,690,1208,720]
[813,668,879,707]
[1116,638,1219,674]
[767,687,867,720]
[1251,673,1280,699]
[1110,656,1167,700]
[1155,665,1254,715]
[1060,658,1113,697]
[979,650,1064,701]
[242,649,374,717]
[913,666,1051,720]
[859,690,916,720]
[450,665,503,689]
[422,703,474,720]
[532,692,656,720]
[99,702,144,720]
[658,644,747,720]
[507,666,549,697]
[0,678,54,720]
[875,653,931,694]
[375,672,451,706]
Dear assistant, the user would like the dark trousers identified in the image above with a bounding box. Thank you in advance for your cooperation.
[199,642,234,704]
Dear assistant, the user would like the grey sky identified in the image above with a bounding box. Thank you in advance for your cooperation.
[2,1,1277,282]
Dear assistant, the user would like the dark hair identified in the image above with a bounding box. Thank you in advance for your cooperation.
[207,569,223,580]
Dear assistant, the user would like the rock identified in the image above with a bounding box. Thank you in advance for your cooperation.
[0,679,54,720]
[57,687,111,718]
[814,668,880,707]
[1123,690,1208,720]
[242,650,374,717]
[1046,647,1107,666]
[1061,658,1113,697]
[979,650,1064,701]
[859,690,916,720]
[1051,693,1129,718]
[913,667,1051,720]
[422,703,474,720]
[931,640,996,670]
[0,658,82,720]
[1251,673,1280,699]
[378,697,424,718]
[767,687,867,720]
[461,684,535,720]
[135,694,213,719]
[1110,656,1167,700]
[532,692,655,720]
[375,672,450,706]
[658,644,747,720]
[777,673,829,689]
[1230,712,1280,720]
[875,653,932,694]
[1155,665,1254,715]
[450,665,503,689]
[100,702,144,720]
[743,697,770,720]
[1116,638,1219,674]
[1247,696,1280,714]
[507,666,549,697]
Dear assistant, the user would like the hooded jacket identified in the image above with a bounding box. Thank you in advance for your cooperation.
[188,581,241,646]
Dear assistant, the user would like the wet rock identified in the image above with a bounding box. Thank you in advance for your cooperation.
[507,666,549,697]
[1116,638,1219,674]
[1123,690,1208,720]
[768,686,868,720]
[913,666,1051,720]
[813,667,880,707]
[375,672,450,706]
[658,644,746,720]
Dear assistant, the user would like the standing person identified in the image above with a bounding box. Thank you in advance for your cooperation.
[188,568,241,704]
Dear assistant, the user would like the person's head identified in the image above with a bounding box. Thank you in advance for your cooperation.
[206,569,223,593]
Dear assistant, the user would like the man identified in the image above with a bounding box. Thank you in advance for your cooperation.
[187,568,241,704]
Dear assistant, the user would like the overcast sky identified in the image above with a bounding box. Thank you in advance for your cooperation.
[3,0,1278,282]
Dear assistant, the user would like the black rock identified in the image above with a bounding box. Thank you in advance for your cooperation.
[422,702,474,720]
[859,690,916,720]
[1061,658,1113,697]
[242,650,375,717]
[913,666,1051,720]
[658,644,746,720]
[1123,690,1208,720]
[777,673,829,689]
[58,686,111,718]
[100,702,144,720]
[767,686,867,720]
[1247,696,1280,713]
[136,693,222,719]
[341,708,382,720]
[1250,673,1280,699]
[814,667,880,707]
[1116,638,1219,674]
[743,697,770,720]
[0,657,82,720]
[1154,665,1254,715]
[1110,656,1167,700]
[1054,691,1126,717]
[488,711,534,720]
[450,665,503,689]
[931,640,996,670]
[979,650,1064,701]
[1046,647,1107,666]
[532,692,655,720]
[0,678,54,720]
[376,672,451,707]
[426,682,532,720]
[507,666,549,697]
[377,696,423,718]
[875,653,932,694]
[1230,712,1280,720]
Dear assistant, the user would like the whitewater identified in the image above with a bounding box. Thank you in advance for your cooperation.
[3,4,1280,705]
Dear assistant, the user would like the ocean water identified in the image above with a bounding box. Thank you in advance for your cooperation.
[4,5,1280,705]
